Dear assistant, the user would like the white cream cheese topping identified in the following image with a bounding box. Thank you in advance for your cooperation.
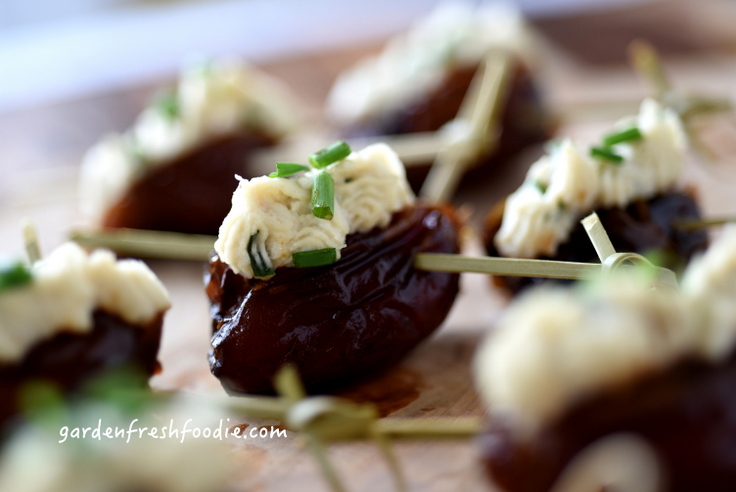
[79,58,300,220]
[0,242,170,363]
[326,1,531,126]
[495,98,687,258]
[681,227,736,361]
[475,227,736,439]
[215,143,415,278]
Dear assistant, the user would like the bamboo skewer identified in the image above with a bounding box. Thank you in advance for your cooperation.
[420,50,512,203]
[69,215,680,289]
[414,254,601,280]
[629,40,671,99]
[672,216,736,231]
[582,213,617,262]
[70,228,215,261]
[272,366,409,492]
[375,417,482,439]
[21,219,42,264]
[629,39,732,168]
[345,132,446,166]
[183,387,481,492]
[252,131,447,169]
[629,39,731,119]
[67,224,661,283]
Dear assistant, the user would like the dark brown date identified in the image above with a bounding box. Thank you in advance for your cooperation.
[103,131,276,236]
[0,310,163,434]
[206,204,461,394]
[483,190,709,295]
[342,61,553,194]
[480,352,736,492]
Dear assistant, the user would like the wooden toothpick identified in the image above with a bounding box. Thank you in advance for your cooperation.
[581,213,616,262]
[672,216,736,231]
[21,219,42,264]
[420,50,512,203]
[70,228,215,261]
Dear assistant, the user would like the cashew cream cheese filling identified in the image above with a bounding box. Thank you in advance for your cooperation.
[0,242,170,364]
[495,98,687,259]
[79,58,300,220]
[475,227,736,440]
[326,1,532,126]
[215,143,415,279]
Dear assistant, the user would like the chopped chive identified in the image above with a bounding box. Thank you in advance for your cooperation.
[247,232,275,278]
[590,147,624,164]
[269,162,310,178]
[312,171,335,220]
[308,141,351,169]
[292,248,338,268]
[0,261,32,292]
[533,180,547,194]
[603,127,642,147]
[155,90,180,120]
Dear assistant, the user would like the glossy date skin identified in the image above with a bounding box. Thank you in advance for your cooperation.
[103,131,276,236]
[206,205,461,394]
[342,61,553,194]
[484,191,709,295]
[481,353,736,492]
[0,310,163,434]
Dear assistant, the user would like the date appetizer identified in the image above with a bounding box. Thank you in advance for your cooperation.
[326,2,552,193]
[0,243,170,432]
[484,98,708,294]
[475,227,736,492]
[79,58,300,235]
[206,142,460,394]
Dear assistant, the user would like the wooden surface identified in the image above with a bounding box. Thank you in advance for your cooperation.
[3,1,736,490]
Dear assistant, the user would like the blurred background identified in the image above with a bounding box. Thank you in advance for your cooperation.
[3,0,736,113]
[5,0,736,251]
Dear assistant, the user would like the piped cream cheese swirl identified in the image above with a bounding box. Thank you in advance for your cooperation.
[215,143,415,278]
[495,98,687,259]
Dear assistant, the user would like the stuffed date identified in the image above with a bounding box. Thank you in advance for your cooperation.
[474,228,736,492]
[206,143,460,393]
[484,98,707,295]
[326,2,552,194]
[79,58,300,236]
[0,243,169,432]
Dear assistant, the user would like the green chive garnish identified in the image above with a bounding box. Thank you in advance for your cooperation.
[0,261,32,292]
[603,127,642,147]
[590,147,624,164]
[308,141,351,169]
[155,90,180,120]
[247,232,275,278]
[533,180,547,194]
[312,171,335,220]
[268,162,310,178]
[293,248,337,268]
